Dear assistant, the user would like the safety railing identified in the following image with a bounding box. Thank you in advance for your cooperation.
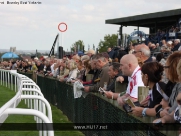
[0,69,54,136]
[35,74,179,136]
[17,72,179,136]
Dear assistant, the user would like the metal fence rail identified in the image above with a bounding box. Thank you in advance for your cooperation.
[35,74,178,136]
[0,69,54,136]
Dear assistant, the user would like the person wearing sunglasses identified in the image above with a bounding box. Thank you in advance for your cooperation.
[133,43,153,63]
[132,51,181,117]
[153,58,181,126]
[131,61,170,117]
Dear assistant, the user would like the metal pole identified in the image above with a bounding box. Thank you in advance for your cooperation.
[119,25,123,46]
[137,26,139,43]
[57,33,59,58]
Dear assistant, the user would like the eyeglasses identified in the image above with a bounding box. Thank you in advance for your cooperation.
[132,51,142,54]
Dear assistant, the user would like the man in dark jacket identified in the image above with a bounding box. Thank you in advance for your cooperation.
[107,62,128,92]
[36,60,44,73]
[107,47,114,59]
[112,46,120,59]
[171,39,180,52]
[133,43,153,63]
[84,53,111,92]
[117,47,127,62]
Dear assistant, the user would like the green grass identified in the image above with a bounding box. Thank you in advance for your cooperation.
[0,85,84,136]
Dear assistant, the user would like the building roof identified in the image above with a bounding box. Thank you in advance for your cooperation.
[105,9,181,29]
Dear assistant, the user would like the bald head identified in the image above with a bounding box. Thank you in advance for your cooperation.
[120,54,139,76]
[121,54,138,66]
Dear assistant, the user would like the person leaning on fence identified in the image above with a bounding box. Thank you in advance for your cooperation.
[36,60,44,74]
[105,54,144,100]
[153,58,181,125]
[84,53,111,92]
[16,60,22,71]
[49,59,57,76]
[115,54,144,106]
[22,61,30,72]
[131,51,181,117]
[58,62,69,81]
[104,62,128,95]
[82,55,100,85]
[70,60,85,83]
[82,60,94,82]
[61,60,78,82]
[11,61,17,70]
[31,61,38,72]
[131,62,169,116]
[43,60,51,76]
[52,59,62,78]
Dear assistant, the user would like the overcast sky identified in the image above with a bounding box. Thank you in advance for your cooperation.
[0,0,181,52]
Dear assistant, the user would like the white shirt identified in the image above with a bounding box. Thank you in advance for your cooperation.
[126,66,144,99]
[50,63,56,74]
[66,68,78,82]
[53,67,58,77]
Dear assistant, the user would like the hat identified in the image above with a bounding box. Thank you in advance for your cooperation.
[85,49,95,55]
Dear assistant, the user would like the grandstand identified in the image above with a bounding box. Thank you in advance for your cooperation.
[105,8,181,45]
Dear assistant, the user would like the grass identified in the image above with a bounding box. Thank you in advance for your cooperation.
[0,85,84,136]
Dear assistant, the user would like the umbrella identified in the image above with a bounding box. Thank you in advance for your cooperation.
[1,52,19,59]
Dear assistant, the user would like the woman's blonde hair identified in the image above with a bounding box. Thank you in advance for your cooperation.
[68,60,77,70]
[166,51,181,82]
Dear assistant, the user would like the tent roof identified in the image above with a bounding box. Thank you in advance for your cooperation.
[1,52,19,59]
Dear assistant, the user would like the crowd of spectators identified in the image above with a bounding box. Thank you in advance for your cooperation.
[1,39,181,130]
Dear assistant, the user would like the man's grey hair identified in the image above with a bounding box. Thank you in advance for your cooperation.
[175,39,180,43]
[140,48,150,57]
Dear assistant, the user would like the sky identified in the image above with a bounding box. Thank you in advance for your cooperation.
[0,0,181,52]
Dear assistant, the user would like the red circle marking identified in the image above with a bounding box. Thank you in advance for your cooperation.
[58,22,67,32]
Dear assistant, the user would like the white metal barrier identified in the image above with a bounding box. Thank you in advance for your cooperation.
[0,69,54,136]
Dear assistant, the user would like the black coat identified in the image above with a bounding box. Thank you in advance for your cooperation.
[107,72,128,92]
[171,43,180,52]
[148,82,166,108]
[148,81,174,108]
